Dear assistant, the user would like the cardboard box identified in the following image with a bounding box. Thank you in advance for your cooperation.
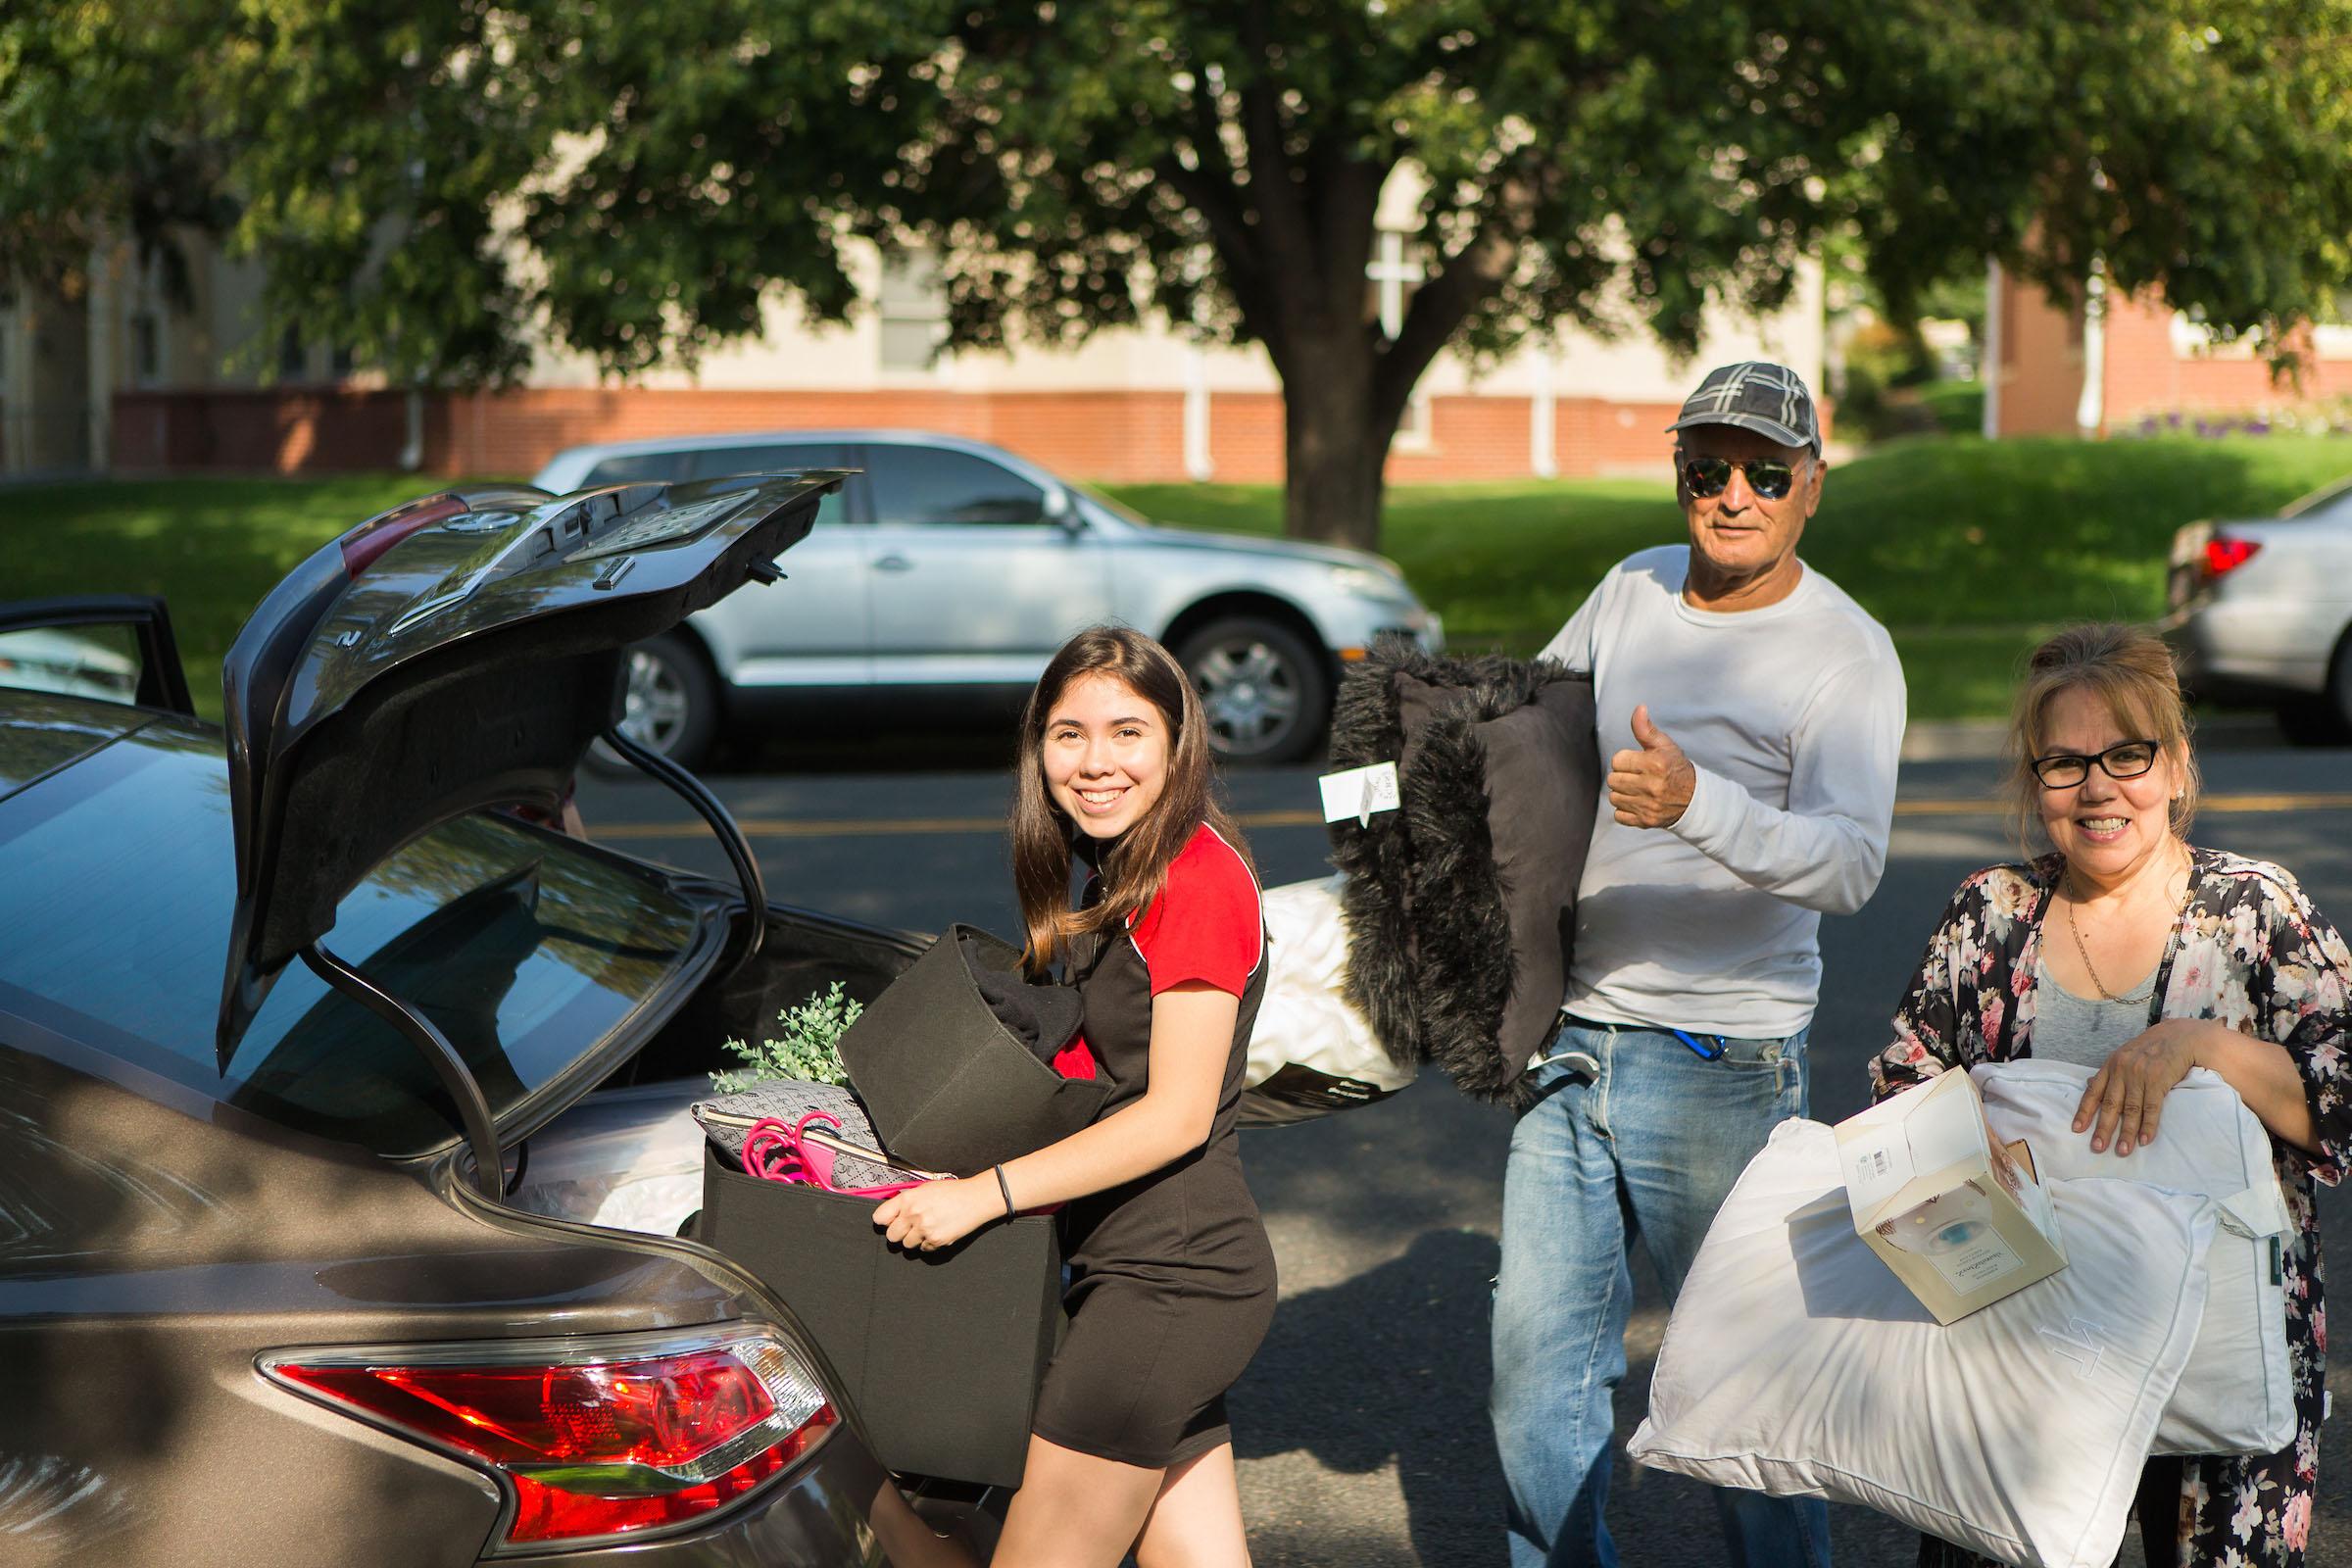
[699,1147,1062,1487]
[1835,1070,2067,1324]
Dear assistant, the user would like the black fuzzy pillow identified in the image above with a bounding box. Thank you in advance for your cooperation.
[1327,640,1597,1105]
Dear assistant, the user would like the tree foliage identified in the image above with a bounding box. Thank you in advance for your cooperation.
[6,0,2350,544]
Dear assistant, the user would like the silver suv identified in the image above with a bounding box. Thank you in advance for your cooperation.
[531,430,1443,765]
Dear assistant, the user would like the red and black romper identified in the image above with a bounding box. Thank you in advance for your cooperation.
[1030,822,1279,1470]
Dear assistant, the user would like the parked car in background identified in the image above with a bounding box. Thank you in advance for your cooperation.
[0,475,977,1566]
[531,430,1444,766]
[2162,475,2352,726]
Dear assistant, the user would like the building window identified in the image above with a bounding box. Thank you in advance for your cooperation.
[130,313,161,384]
[1395,388,1435,451]
[276,325,308,382]
[330,341,357,379]
[877,250,949,372]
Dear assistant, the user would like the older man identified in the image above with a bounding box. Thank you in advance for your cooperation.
[1492,362,1905,1568]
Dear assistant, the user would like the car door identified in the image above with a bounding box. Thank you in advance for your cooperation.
[857,442,1116,687]
[676,443,873,687]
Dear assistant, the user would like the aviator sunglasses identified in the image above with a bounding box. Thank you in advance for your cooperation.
[1679,454,1803,501]
[2029,738,2161,789]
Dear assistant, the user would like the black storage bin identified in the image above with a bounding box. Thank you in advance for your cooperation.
[699,1146,1061,1488]
[836,924,1109,1175]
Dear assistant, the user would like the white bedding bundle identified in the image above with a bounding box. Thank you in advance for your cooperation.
[1630,1060,2292,1568]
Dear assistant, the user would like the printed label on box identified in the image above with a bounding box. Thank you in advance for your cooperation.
[1921,1227,2027,1293]
[1840,1127,1914,1213]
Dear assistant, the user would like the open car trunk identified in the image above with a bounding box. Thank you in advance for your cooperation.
[615,904,924,1091]
[506,901,921,1234]
[514,899,1055,1498]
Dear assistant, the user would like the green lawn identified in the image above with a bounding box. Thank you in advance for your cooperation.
[1110,433,2352,717]
[4,433,2347,722]
[1,474,452,718]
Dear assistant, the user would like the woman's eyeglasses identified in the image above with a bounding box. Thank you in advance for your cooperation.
[1679,455,1801,501]
[2029,739,2161,788]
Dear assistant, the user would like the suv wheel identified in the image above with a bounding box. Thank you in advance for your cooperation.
[591,632,719,772]
[1176,616,1330,766]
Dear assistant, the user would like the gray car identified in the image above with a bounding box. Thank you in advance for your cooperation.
[0,476,985,1566]
[531,430,1443,766]
[2161,474,2352,725]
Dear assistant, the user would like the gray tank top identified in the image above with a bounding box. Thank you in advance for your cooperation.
[2030,954,2160,1067]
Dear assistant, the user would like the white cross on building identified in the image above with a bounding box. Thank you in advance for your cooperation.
[1367,229,1420,340]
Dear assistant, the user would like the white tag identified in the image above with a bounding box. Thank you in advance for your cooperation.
[1839,1127,1915,1214]
[1319,761,1401,827]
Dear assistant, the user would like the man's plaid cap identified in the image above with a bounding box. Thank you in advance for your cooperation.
[1665,361,1821,453]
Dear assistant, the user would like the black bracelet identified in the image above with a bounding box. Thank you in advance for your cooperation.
[992,1163,1016,1218]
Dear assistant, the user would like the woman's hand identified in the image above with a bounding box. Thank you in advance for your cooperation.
[2074,1019,2212,1155]
[871,1177,1004,1252]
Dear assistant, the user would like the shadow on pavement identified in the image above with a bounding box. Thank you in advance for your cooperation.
[1233,1227,1506,1568]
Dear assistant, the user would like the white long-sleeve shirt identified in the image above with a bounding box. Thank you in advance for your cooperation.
[1540,546,1904,1039]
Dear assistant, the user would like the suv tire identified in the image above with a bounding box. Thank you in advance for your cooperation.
[593,632,720,772]
[1176,616,1330,766]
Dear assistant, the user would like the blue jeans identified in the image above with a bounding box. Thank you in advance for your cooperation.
[1492,1016,1829,1568]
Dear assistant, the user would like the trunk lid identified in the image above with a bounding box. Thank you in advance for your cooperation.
[217,473,843,1066]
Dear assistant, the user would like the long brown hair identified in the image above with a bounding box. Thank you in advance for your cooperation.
[1010,626,1252,977]
[2005,622,2200,854]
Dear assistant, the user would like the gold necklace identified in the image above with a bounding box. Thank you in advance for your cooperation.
[2061,858,2187,1004]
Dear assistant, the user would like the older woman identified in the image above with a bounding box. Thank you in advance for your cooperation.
[1872,623,2352,1568]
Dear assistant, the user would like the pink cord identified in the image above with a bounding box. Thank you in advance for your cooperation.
[739,1110,927,1200]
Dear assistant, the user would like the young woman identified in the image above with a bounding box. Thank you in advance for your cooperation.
[872,625,1276,1567]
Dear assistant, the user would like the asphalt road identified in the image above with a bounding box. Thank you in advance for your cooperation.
[578,741,2352,1567]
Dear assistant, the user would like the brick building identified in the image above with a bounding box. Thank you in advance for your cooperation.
[1984,260,2352,438]
[2,183,1827,485]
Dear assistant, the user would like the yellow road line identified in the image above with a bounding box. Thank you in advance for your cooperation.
[587,791,2352,843]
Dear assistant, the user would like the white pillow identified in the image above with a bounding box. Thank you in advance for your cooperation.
[1972,1060,2293,1457]
[1629,1119,2216,1568]
[1242,875,1417,1122]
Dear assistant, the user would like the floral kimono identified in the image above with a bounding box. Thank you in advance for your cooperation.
[1872,847,2352,1568]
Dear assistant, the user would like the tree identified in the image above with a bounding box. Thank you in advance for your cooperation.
[8,0,2352,549]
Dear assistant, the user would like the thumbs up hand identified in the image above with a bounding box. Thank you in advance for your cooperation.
[1607,704,1697,827]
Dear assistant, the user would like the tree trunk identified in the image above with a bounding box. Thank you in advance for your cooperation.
[1278,336,1400,551]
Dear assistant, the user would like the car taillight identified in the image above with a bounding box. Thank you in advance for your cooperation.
[265,1326,835,1547]
[339,492,470,575]
[2203,535,2261,579]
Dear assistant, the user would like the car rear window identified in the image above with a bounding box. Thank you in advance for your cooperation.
[682,446,849,525]
[582,453,688,486]
[582,447,851,525]
[0,725,716,1159]
[2287,483,2352,523]
[865,446,1048,525]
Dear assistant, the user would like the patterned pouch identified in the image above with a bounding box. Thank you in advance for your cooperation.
[692,1082,904,1190]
